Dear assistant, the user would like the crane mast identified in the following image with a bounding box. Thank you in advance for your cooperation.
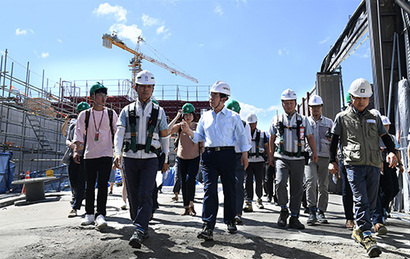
[102,33,198,84]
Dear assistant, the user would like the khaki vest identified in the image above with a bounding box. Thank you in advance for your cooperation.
[340,106,382,167]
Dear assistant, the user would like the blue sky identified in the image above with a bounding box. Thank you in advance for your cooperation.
[0,0,371,131]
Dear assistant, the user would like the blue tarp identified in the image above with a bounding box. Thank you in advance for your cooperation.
[0,152,15,194]
[162,167,175,186]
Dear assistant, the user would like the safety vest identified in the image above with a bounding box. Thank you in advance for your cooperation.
[274,112,305,158]
[248,128,267,163]
[122,102,162,157]
[339,106,382,167]
[249,129,264,157]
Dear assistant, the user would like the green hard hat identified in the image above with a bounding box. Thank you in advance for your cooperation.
[182,103,195,114]
[226,99,241,113]
[90,82,107,96]
[151,98,159,105]
[346,93,351,103]
[77,102,90,112]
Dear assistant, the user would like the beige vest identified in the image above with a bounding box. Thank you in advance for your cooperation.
[340,106,382,168]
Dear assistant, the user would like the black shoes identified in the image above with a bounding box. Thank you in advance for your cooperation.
[277,209,289,228]
[288,216,305,229]
[129,229,148,249]
[197,224,214,241]
[227,220,237,234]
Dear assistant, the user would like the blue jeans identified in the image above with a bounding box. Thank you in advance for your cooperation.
[345,165,380,231]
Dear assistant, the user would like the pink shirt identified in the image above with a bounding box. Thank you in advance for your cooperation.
[73,108,118,159]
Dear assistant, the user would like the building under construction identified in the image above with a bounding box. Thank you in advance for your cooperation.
[0,50,210,181]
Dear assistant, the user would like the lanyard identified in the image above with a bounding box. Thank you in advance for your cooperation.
[92,108,104,141]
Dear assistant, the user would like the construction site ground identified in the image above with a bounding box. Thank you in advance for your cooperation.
[1,185,410,259]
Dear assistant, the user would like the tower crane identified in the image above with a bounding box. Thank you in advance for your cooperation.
[102,32,198,84]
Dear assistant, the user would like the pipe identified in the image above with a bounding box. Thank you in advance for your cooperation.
[396,0,410,15]
[387,33,397,118]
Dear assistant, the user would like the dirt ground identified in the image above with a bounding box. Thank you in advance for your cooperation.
[1,186,410,259]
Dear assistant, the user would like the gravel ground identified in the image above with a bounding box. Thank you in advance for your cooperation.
[1,186,410,259]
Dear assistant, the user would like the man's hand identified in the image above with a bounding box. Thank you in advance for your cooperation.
[241,152,249,170]
[73,152,81,164]
[268,152,275,167]
[311,152,319,163]
[180,120,194,138]
[328,162,339,176]
[162,163,170,173]
[386,152,398,168]
[113,155,122,169]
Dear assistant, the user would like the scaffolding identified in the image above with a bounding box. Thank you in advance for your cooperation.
[0,50,210,179]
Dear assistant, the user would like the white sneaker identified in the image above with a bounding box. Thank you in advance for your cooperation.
[95,214,107,229]
[81,214,95,226]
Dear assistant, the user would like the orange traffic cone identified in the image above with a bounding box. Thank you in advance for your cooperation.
[21,171,30,194]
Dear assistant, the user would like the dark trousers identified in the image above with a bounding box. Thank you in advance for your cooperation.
[201,148,236,229]
[123,157,158,231]
[373,162,399,223]
[67,156,85,210]
[234,153,246,215]
[177,156,200,207]
[245,162,265,200]
[339,161,354,220]
[84,157,112,217]
[173,159,181,194]
[264,164,275,199]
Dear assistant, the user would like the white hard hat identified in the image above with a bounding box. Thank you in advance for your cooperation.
[281,89,297,100]
[308,95,323,106]
[210,81,231,96]
[136,70,155,85]
[348,78,372,97]
[370,108,381,117]
[246,113,258,123]
[380,115,391,125]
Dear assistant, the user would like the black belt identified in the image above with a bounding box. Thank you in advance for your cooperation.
[205,146,234,152]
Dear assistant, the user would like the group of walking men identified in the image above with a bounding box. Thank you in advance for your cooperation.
[64,69,400,257]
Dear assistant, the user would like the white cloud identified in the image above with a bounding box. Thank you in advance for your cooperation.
[214,3,223,16]
[57,39,63,43]
[156,25,166,34]
[41,52,49,58]
[278,48,289,56]
[109,24,142,44]
[239,102,264,119]
[93,3,127,22]
[16,28,33,35]
[267,105,280,112]
[142,14,160,27]
[319,37,330,45]
[199,43,205,47]
[156,25,171,39]
[361,47,370,58]
[235,0,248,6]
[237,101,278,131]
